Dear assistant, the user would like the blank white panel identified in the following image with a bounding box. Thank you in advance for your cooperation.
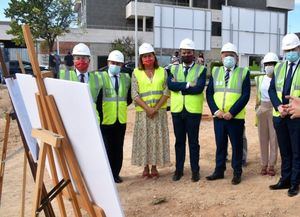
[231,7,239,30]
[161,7,173,27]
[255,33,269,55]
[239,32,254,53]
[270,12,278,34]
[278,13,285,34]
[255,11,270,33]
[239,8,254,31]
[154,6,161,27]
[174,8,193,29]
[174,29,193,48]
[162,28,174,48]
[222,6,231,29]
[233,31,239,47]
[222,30,230,45]
[194,10,205,30]
[206,31,211,50]
[206,11,212,30]
[154,27,161,47]
[270,34,278,53]
[194,31,205,50]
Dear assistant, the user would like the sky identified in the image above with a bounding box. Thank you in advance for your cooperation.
[0,0,300,33]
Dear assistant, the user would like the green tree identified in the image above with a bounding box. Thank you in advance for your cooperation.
[4,0,75,52]
[111,36,141,62]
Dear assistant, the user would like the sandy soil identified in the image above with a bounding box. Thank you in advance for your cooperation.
[1,84,300,217]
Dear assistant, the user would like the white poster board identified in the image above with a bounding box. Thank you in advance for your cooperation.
[4,77,39,161]
[16,74,124,217]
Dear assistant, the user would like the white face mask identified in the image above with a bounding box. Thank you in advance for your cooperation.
[223,56,236,69]
[264,65,274,75]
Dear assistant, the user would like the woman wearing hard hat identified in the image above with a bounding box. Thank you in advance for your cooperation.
[255,52,279,176]
[97,50,131,183]
[131,43,170,179]
[269,33,300,197]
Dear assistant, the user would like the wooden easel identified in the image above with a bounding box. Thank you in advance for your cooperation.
[22,25,106,216]
[0,48,55,216]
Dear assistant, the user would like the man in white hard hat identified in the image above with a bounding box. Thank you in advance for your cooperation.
[97,50,131,183]
[167,38,207,182]
[255,52,279,176]
[269,33,300,196]
[59,43,101,104]
[206,42,250,185]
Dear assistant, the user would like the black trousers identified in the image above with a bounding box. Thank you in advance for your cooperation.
[213,118,244,176]
[100,121,126,178]
[273,117,300,185]
[172,110,201,173]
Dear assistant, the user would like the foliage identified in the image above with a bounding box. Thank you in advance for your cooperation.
[111,36,141,61]
[4,0,76,52]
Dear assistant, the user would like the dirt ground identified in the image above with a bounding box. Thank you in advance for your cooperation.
[1,84,300,217]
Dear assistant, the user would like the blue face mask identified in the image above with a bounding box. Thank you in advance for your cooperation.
[109,64,121,75]
[285,51,300,63]
[223,56,236,69]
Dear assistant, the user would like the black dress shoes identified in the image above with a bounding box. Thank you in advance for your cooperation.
[288,185,299,197]
[269,180,290,190]
[191,172,200,182]
[206,172,224,181]
[114,176,123,183]
[172,171,183,181]
[231,175,241,185]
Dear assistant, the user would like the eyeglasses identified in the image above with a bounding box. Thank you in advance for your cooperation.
[74,56,89,61]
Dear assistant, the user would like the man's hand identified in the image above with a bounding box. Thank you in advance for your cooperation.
[277,104,288,118]
[223,112,233,120]
[215,110,225,119]
[286,96,300,119]
[189,81,196,87]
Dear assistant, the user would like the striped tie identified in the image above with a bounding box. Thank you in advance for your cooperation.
[225,69,230,86]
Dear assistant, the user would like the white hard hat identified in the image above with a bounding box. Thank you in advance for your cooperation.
[263,52,279,64]
[139,43,155,55]
[72,43,91,56]
[179,38,195,50]
[221,42,238,55]
[108,50,124,63]
[282,33,300,50]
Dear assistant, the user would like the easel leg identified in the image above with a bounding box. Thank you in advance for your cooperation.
[0,113,10,205]
[32,142,48,217]
[20,151,27,217]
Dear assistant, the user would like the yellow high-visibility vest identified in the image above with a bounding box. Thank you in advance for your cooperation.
[273,62,300,117]
[212,66,248,119]
[170,63,205,113]
[134,67,167,111]
[98,71,130,124]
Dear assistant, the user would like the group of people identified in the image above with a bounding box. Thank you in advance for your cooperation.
[58,33,300,197]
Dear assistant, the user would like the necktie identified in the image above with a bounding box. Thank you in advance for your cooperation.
[184,66,190,77]
[79,73,85,83]
[114,75,119,94]
[282,62,294,104]
[225,69,230,86]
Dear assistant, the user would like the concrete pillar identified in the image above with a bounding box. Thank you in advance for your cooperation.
[189,0,193,7]
[143,16,146,32]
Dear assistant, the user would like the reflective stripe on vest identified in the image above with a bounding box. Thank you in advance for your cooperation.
[170,63,205,113]
[59,69,101,102]
[98,71,130,124]
[134,67,167,112]
[212,66,248,119]
[273,62,300,117]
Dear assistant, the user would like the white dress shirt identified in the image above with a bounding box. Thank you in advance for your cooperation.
[76,69,89,83]
[108,70,120,89]
[260,75,271,102]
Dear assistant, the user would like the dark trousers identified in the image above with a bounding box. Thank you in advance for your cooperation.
[100,121,126,178]
[213,118,244,176]
[172,110,201,173]
[273,117,300,185]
